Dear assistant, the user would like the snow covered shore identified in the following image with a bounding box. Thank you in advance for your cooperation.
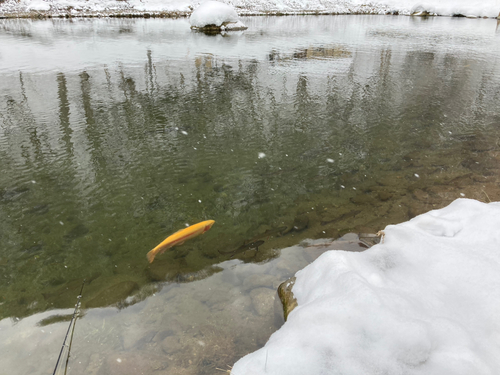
[232,198,500,375]
[1,0,499,19]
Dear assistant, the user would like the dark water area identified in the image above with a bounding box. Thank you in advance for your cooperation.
[1,15,500,375]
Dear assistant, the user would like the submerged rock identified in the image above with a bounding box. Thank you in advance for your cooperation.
[250,287,276,316]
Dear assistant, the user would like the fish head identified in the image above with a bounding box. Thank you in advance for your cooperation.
[203,220,215,232]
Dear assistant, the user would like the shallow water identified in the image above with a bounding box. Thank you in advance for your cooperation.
[1,15,500,375]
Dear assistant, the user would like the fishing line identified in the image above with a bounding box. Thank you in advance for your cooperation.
[53,279,85,375]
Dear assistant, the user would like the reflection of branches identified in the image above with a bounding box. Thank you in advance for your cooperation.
[57,72,73,155]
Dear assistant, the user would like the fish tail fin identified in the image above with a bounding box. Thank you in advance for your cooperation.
[147,249,156,263]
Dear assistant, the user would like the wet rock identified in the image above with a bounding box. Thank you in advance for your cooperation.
[85,281,139,308]
[242,274,276,291]
[278,277,297,321]
[250,287,276,316]
[358,233,381,247]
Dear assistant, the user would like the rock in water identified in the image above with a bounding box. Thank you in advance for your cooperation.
[278,277,297,321]
[189,1,247,32]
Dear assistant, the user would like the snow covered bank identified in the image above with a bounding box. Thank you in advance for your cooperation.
[232,198,500,375]
[1,0,499,18]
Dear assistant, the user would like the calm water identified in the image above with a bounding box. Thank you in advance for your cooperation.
[1,15,500,375]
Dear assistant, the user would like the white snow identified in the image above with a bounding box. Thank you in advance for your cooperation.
[232,198,500,375]
[189,1,241,28]
[26,0,51,10]
[1,0,500,18]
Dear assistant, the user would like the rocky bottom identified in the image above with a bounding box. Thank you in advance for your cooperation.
[65,235,367,375]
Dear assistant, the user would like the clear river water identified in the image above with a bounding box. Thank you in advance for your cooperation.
[1,14,500,375]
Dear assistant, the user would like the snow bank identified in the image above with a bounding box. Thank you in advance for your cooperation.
[358,0,500,17]
[1,0,500,18]
[232,198,500,375]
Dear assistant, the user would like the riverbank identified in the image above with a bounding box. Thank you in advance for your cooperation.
[233,199,500,375]
[1,0,499,19]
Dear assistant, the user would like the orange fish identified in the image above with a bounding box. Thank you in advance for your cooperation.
[147,220,215,263]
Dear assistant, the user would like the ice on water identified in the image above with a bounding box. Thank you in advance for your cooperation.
[232,199,500,375]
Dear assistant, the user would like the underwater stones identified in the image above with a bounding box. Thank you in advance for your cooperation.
[85,281,139,308]
[448,173,474,187]
[350,193,377,205]
[376,175,406,188]
[377,190,393,202]
[102,352,167,375]
[162,335,183,355]
[462,155,499,172]
[412,188,430,201]
[411,188,441,205]
[250,287,276,316]
[242,273,276,291]
[153,329,175,343]
[85,353,103,375]
[196,288,231,308]
[292,214,309,232]
[278,277,297,321]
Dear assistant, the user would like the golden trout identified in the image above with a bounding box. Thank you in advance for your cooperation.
[147,220,215,263]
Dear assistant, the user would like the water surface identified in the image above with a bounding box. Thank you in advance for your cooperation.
[1,15,500,375]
